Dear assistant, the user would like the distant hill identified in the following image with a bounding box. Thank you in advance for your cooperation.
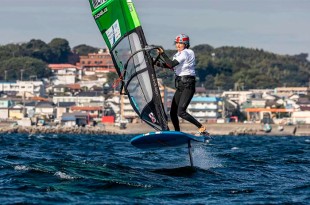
[0,39,309,90]
[157,44,310,90]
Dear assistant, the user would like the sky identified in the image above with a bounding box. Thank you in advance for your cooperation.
[0,0,309,59]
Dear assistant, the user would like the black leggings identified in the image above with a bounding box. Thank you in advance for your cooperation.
[170,76,202,131]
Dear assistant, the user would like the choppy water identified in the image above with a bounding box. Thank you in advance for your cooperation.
[0,133,309,204]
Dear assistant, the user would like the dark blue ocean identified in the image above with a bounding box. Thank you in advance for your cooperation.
[0,133,309,204]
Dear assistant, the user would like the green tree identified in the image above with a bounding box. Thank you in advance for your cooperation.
[48,38,71,63]
[22,39,53,62]
[204,75,215,89]
[214,73,233,90]
[73,44,99,56]
[0,57,49,81]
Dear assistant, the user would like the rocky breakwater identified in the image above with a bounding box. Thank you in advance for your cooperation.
[0,125,114,135]
[228,127,258,136]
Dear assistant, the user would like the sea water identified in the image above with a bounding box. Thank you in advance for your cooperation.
[0,133,309,204]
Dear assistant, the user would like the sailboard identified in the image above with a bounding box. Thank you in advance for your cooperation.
[88,0,169,131]
[89,0,210,166]
[131,131,211,167]
[131,131,210,149]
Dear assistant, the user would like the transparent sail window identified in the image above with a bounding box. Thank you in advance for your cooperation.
[112,32,153,114]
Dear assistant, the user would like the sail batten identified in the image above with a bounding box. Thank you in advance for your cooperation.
[89,0,169,131]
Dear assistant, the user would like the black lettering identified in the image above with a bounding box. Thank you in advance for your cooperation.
[94,7,108,19]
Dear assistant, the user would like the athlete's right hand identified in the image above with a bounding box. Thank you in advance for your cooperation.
[157,47,164,54]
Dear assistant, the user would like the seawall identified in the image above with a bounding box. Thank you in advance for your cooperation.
[105,122,308,136]
[0,122,309,136]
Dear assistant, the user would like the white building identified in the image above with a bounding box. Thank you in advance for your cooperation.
[0,100,14,119]
[222,91,253,105]
[291,111,310,124]
[0,81,45,97]
[188,96,223,123]
[275,87,309,98]
[104,94,138,121]
[52,91,105,105]
[48,64,82,85]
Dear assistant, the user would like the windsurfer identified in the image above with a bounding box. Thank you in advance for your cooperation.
[156,34,209,135]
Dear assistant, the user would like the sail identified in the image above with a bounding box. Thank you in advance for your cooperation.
[88,0,169,131]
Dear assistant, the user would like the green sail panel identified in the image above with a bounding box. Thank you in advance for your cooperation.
[90,0,140,49]
[88,0,169,131]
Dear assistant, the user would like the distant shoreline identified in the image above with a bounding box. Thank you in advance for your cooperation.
[107,122,309,136]
[1,122,309,136]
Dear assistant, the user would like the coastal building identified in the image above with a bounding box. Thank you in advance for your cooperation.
[0,100,14,119]
[244,108,295,124]
[274,87,309,98]
[61,112,89,127]
[205,89,224,97]
[52,84,81,96]
[242,99,266,109]
[188,96,223,123]
[297,97,310,111]
[52,84,67,95]
[222,91,254,105]
[0,103,24,120]
[222,89,276,106]
[122,95,138,121]
[250,89,275,95]
[0,81,45,97]
[76,49,116,83]
[48,64,82,85]
[291,111,310,124]
[0,100,14,108]
[71,106,103,118]
[104,94,138,122]
[283,99,301,110]
[35,102,55,119]
[78,80,105,90]
[9,105,24,120]
[52,91,105,105]
[55,102,76,121]
[24,101,36,118]
[195,87,207,97]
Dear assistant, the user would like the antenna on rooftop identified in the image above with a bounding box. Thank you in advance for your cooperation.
[20,69,24,81]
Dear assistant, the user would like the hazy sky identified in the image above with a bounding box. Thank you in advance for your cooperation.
[0,0,309,58]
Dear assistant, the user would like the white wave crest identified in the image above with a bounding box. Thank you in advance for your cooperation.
[14,165,30,171]
[54,171,75,180]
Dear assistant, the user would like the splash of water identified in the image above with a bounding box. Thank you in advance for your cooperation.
[192,146,222,169]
